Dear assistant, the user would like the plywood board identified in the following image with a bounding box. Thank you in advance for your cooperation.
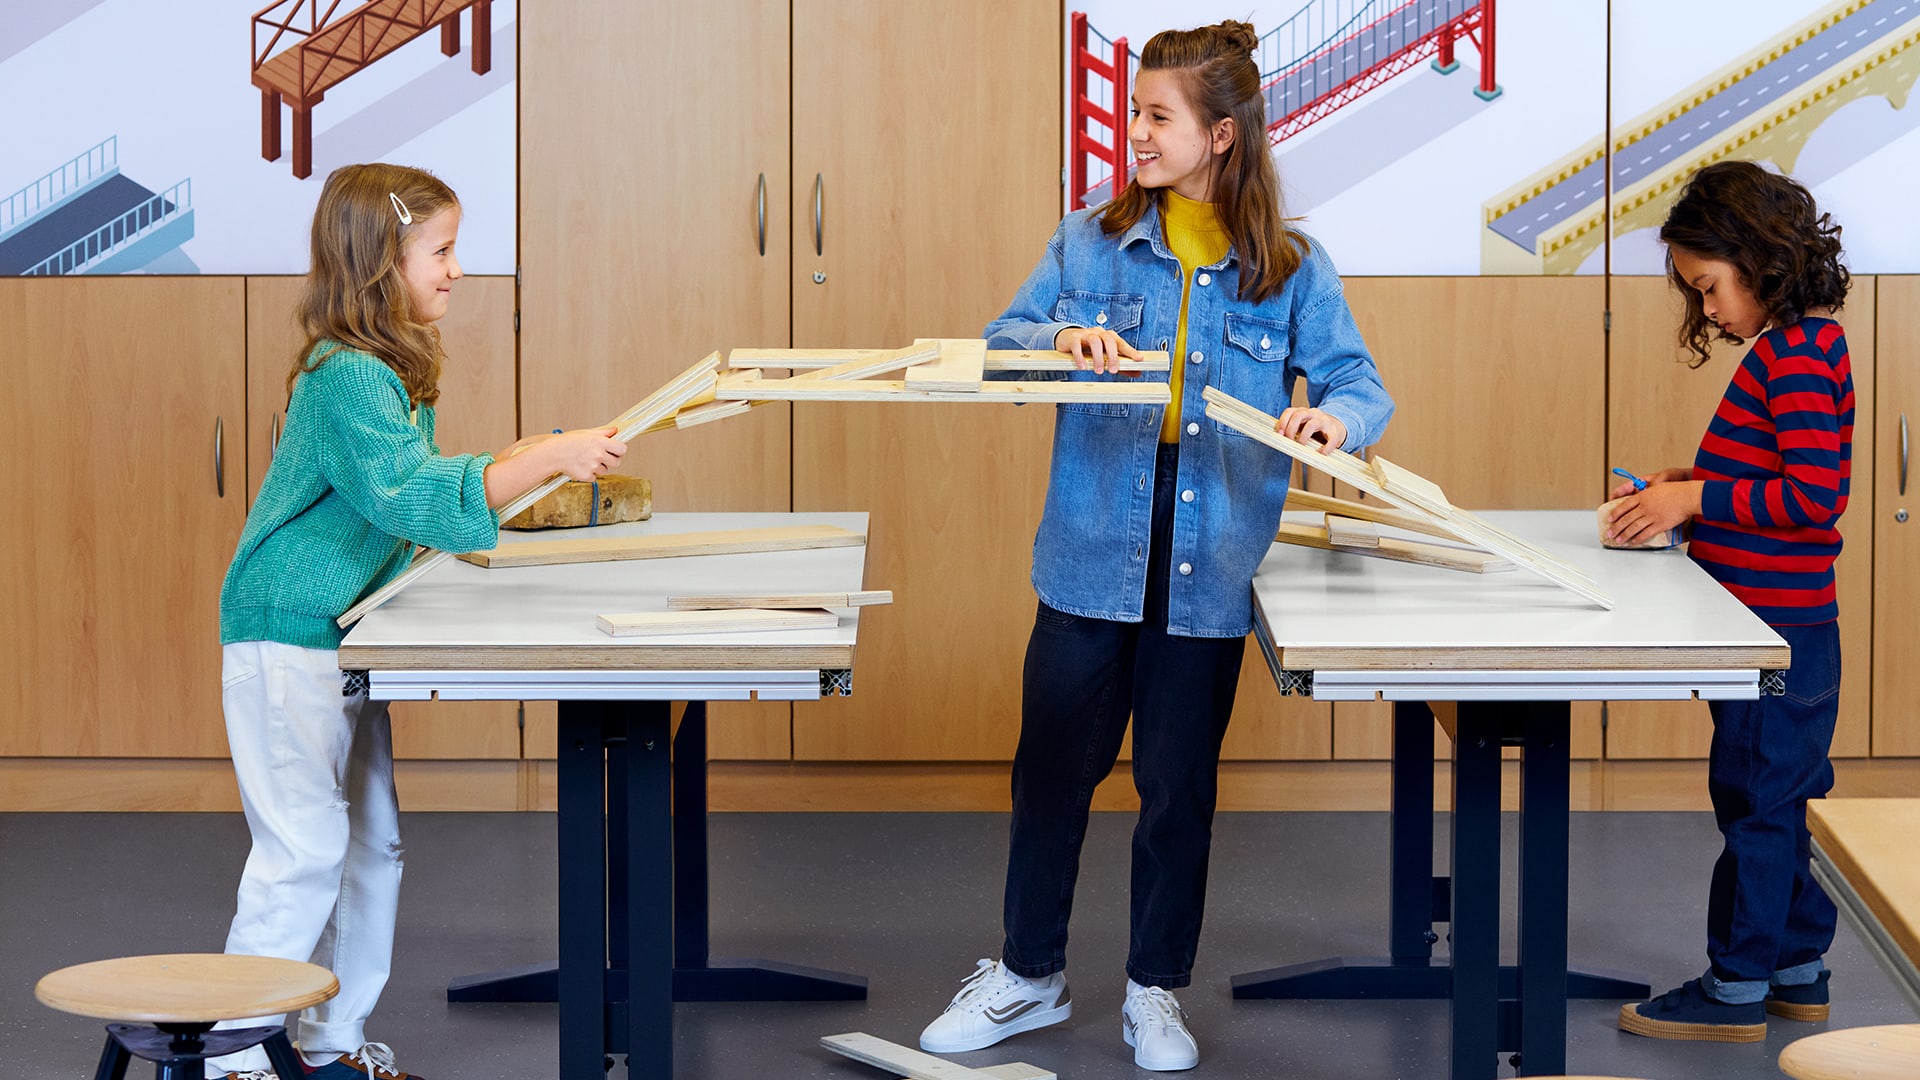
[597,608,838,637]
[727,347,1170,372]
[1276,522,1514,573]
[459,524,866,568]
[820,1032,1056,1080]
[1285,489,1461,543]
[720,379,1169,405]
[1323,515,1381,549]
[668,590,891,610]
[904,338,988,393]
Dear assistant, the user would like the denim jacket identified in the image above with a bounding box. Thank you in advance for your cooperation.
[985,204,1394,637]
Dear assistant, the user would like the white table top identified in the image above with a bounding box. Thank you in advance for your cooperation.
[338,512,869,700]
[1252,510,1789,701]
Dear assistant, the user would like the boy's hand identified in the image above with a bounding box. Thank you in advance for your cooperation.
[1608,466,1692,500]
[1275,407,1348,453]
[1054,326,1142,376]
[544,426,626,481]
[1604,480,1703,546]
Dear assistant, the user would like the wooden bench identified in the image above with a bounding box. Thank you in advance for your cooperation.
[36,953,337,1080]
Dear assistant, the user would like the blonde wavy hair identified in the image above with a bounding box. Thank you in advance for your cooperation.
[289,163,459,406]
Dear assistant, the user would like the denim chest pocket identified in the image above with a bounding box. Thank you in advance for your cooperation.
[1052,291,1147,417]
[1213,312,1292,436]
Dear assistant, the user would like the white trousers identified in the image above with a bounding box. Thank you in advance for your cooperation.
[209,641,401,1071]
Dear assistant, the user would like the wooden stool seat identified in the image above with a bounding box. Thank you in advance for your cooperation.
[36,954,338,1023]
[1779,1024,1920,1080]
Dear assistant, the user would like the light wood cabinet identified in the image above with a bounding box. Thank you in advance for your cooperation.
[1604,277,1875,759]
[244,276,523,761]
[0,278,247,757]
[1874,278,1919,755]
[518,0,796,760]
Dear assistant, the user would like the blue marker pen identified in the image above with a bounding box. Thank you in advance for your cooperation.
[1611,467,1647,492]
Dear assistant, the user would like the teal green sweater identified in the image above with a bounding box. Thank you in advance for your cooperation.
[220,345,499,649]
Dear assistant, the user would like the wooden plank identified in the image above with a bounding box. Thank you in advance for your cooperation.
[337,354,723,627]
[458,524,865,568]
[974,1066,1056,1080]
[1275,522,1514,573]
[904,338,988,393]
[1323,514,1381,549]
[597,608,838,637]
[668,589,892,610]
[720,379,1170,405]
[820,1032,1055,1080]
[1284,489,1462,543]
[727,342,938,377]
[1371,456,1454,519]
[727,347,1170,372]
[1808,799,1920,977]
[1205,387,1612,608]
[336,642,854,671]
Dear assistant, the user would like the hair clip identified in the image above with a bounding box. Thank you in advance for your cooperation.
[388,192,413,225]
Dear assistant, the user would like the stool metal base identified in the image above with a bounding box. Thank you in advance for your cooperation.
[96,1022,304,1080]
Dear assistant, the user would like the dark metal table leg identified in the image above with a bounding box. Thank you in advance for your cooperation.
[627,702,674,1077]
[1450,705,1502,1080]
[556,701,608,1080]
[1516,703,1570,1076]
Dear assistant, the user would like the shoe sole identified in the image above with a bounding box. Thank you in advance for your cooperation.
[1617,1003,1766,1042]
[1123,1020,1199,1071]
[919,1000,1071,1054]
[1766,1000,1830,1022]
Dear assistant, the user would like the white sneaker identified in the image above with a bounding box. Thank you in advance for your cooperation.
[919,958,1072,1053]
[1122,979,1199,1071]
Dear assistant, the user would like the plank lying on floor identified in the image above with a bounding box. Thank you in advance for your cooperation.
[821,1032,1057,1080]
[458,524,865,568]
[597,608,837,637]
[1275,522,1515,573]
[717,379,1169,404]
[904,338,988,393]
[667,589,892,611]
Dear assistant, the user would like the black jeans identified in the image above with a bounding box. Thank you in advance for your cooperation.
[1001,443,1246,989]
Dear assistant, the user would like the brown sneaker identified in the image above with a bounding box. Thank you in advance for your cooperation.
[303,1043,424,1080]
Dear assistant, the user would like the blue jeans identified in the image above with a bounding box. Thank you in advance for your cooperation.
[1001,443,1247,989]
[1702,620,1842,1003]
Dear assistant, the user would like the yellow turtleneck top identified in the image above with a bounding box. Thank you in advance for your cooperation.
[1160,189,1231,443]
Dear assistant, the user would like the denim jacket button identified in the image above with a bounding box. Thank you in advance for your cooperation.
[1186,422,1200,436]
[1178,562,1193,576]
[1095,311,1108,325]
[1181,489,1195,503]
[1197,272,1212,286]
[1259,335,1272,350]
[1189,350,1204,365]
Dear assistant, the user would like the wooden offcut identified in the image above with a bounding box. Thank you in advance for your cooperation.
[459,524,865,569]
[668,589,892,610]
[821,1032,1057,1080]
[1204,387,1611,608]
[1323,515,1381,549]
[596,608,838,637]
[904,338,988,393]
[1276,522,1514,574]
[502,475,653,530]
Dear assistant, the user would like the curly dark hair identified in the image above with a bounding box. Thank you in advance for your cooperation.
[1658,160,1849,368]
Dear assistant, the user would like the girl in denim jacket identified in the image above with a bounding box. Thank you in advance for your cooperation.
[919,21,1393,1072]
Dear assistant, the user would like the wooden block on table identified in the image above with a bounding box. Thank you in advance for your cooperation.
[1323,514,1380,548]
[1370,456,1453,518]
[1275,522,1514,573]
[502,475,652,530]
[821,1032,1056,1080]
[667,589,892,611]
[458,524,865,568]
[596,608,838,637]
[904,338,988,393]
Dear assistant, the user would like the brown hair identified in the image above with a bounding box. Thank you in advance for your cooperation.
[289,163,460,405]
[1658,159,1849,367]
[1099,20,1308,303]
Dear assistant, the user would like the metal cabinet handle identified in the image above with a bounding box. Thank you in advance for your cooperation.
[812,173,823,256]
[269,412,282,457]
[214,416,225,498]
[1902,412,1909,496]
[756,172,767,257]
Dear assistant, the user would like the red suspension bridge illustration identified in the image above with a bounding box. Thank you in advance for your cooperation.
[1071,1,1502,210]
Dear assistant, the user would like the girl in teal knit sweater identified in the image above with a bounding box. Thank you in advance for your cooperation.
[208,164,622,1080]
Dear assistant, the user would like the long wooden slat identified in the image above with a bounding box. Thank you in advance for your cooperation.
[821,1032,1056,1080]
[726,347,1170,372]
[596,608,838,637]
[668,589,892,610]
[336,354,722,628]
[1284,489,1462,544]
[904,338,988,393]
[458,524,865,569]
[1203,387,1612,608]
[1276,522,1515,573]
[718,379,1169,405]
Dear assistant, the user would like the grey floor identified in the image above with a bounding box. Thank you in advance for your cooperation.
[4,811,1913,1080]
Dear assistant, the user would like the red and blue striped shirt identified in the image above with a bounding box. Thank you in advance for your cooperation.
[1689,316,1854,626]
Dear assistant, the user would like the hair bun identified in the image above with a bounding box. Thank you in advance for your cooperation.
[1216,19,1259,55]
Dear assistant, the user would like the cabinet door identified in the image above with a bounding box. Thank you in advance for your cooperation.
[0,278,246,757]
[520,0,794,760]
[1605,277,1874,759]
[1874,278,1917,755]
[245,276,523,761]
[789,0,1060,760]
[1329,277,1609,761]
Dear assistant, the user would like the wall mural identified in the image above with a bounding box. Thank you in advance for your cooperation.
[0,0,516,276]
